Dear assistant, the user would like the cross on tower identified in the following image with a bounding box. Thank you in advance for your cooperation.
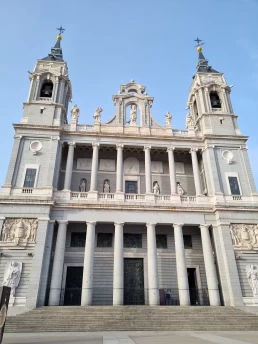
[56,26,65,35]
[194,37,205,47]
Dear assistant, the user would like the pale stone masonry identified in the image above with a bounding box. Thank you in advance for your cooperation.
[0,35,258,315]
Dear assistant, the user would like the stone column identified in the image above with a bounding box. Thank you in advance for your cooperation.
[63,142,76,191]
[147,223,160,305]
[190,148,202,196]
[116,144,124,193]
[81,221,96,306]
[167,147,177,194]
[89,143,100,192]
[37,220,55,306]
[199,224,221,306]
[174,223,190,306]
[113,222,124,305]
[144,145,152,194]
[49,220,68,306]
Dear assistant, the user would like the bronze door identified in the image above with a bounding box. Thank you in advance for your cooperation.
[64,266,83,306]
[124,258,144,305]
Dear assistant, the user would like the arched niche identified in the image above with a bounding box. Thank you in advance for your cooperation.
[125,103,141,126]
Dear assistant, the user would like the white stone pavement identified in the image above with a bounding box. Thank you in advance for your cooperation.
[3,331,258,344]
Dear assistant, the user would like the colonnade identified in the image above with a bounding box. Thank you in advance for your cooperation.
[62,143,203,196]
[48,222,221,307]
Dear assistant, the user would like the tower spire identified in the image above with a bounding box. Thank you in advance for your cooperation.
[42,26,65,61]
[194,37,219,73]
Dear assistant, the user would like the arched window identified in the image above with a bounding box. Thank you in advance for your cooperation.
[210,91,221,109]
[40,81,53,98]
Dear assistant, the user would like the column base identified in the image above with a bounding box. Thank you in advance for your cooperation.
[1,185,12,195]
[145,193,155,201]
[81,288,93,306]
[179,289,191,306]
[209,290,221,306]
[170,194,181,202]
[61,190,71,200]
[149,289,160,306]
[113,288,124,306]
[87,191,98,200]
[243,296,258,306]
[114,192,125,201]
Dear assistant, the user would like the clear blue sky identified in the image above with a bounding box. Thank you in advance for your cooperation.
[1,0,258,187]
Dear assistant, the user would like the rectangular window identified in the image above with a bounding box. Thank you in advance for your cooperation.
[97,233,113,248]
[23,168,37,188]
[183,235,192,249]
[125,181,138,194]
[156,234,167,249]
[124,234,142,248]
[228,176,241,195]
[70,232,86,247]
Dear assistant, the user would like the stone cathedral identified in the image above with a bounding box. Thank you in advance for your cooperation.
[0,31,258,317]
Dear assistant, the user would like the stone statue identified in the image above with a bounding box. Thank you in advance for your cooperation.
[1,218,38,245]
[153,181,160,195]
[165,112,172,127]
[93,107,102,124]
[186,113,194,128]
[79,179,87,193]
[103,180,110,193]
[71,104,80,120]
[130,105,137,124]
[177,182,185,195]
[230,224,258,250]
[246,265,258,297]
[2,262,22,296]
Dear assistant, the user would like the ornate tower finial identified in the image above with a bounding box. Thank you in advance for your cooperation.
[56,26,65,40]
[194,37,205,52]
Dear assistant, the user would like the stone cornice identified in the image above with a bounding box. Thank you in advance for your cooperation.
[13,124,64,133]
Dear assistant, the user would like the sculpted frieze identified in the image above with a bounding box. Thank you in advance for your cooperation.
[1,218,38,246]
[230,224,258,250]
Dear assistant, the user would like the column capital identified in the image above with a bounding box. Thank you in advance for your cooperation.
[86,221,97,225]
[49,220,56,224]
[68,142,76,147]
[57,220,69,224]
[116,144,124,150]
[173,223,184,228]
[114,222,124,226]
[190,147,198,153]
[199,224,210,229]
[144,145,151,151]
[92,143,100,148]
[0,217,5,221]
[38,217,50,222]
[167,146,175,152]
[146,223,156,227]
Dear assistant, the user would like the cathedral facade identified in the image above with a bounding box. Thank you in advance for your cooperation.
[0,33,258,314]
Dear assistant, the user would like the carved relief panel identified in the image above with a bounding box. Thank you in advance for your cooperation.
[0,218,38,248]
[124,158,140,175]
[230,224,258,250]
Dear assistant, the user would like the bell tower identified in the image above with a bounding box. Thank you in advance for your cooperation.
[21,27,72,126]
[186,42,241,136]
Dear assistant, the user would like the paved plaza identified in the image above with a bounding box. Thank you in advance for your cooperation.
[3,331,258,344]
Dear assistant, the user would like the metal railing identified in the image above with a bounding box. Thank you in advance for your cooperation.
[58,287,210,306]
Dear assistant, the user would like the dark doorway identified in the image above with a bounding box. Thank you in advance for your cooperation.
[187,268,199,305]
[124,258,144,305]
[64,266,83,306]
[125,181,138,194]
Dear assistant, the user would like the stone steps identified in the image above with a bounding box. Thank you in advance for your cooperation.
[6,306,258,332]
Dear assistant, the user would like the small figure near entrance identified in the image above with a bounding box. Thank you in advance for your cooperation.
[79,178,87,193]
[130,105,137,125]
[2,262,22,297]
[153,181,160,195]
[103,179,110,193]
[177,182,185,195]
[246,264,258,297]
